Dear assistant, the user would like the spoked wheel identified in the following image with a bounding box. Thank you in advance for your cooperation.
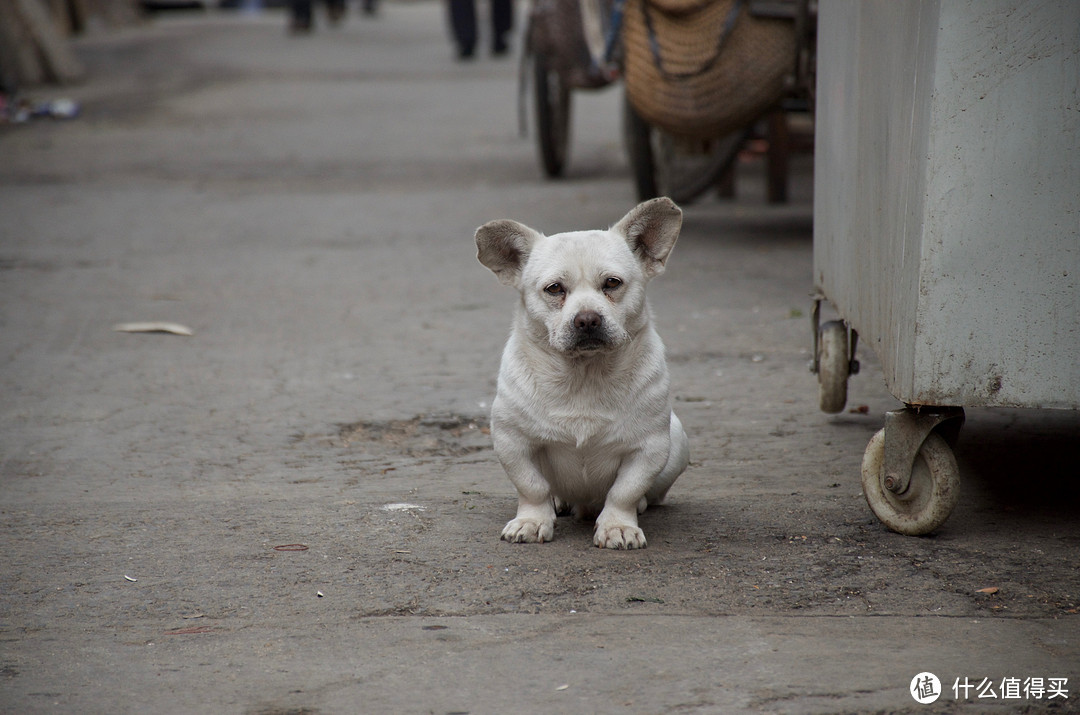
[534,52,571,178]
[624,95,746,204]
[861,429,961,536]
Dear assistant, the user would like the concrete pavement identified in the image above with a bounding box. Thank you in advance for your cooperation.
[1,5,1078,713]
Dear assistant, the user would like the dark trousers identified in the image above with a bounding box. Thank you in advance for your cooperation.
[290,0,346,27]
[449,0,514,56]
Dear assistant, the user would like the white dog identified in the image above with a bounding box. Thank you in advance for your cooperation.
[475,197,690,549]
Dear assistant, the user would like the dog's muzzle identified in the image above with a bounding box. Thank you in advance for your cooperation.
[571,310,607,351]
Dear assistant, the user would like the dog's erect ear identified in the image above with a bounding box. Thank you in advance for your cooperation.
[475,219,542,286]
[613,197,683,278]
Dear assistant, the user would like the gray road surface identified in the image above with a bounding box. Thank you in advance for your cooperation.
[2,5,1078,714]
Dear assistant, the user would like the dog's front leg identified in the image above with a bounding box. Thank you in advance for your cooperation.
[496,438,556,543]
[594,447,665,549]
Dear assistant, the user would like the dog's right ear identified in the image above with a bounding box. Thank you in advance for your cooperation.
[475,220,542,286]
[613,197,683,278]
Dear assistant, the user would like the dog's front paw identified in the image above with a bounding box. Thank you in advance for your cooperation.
[501,517,554,544]
[594,522,647,549]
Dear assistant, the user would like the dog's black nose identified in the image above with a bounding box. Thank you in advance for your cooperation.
[574,310,603,332]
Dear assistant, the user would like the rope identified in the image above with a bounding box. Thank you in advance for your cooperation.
[642,0,744,81]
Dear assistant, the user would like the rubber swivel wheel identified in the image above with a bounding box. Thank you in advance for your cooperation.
[861,429,960,535]
[817,320,849,413]
[534,52,570,178]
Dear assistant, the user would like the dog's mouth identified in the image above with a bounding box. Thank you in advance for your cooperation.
[553,318,629,355]
[568,337,608,353]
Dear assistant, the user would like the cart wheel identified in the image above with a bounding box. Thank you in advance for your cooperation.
[534,52,571,178]
[623,94,658,200]
[861,429,960,535]
[817,320,849,413]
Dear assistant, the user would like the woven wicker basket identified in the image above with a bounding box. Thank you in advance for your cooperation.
[623,0,797,139]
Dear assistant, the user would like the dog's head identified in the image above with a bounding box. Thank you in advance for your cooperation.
[476,198,683,355]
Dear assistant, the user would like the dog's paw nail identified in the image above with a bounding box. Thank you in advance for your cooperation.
[594,525,647,550]
[501,518,554,544]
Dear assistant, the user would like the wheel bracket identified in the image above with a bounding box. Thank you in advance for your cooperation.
[882,407,965,494]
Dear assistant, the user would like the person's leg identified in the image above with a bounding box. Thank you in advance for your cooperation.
[448,0,478,58]
[491,0,514,55]
[289,0,313,32]
[326,0,346,25]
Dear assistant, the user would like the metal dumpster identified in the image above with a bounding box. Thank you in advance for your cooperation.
[811,0,1080,534]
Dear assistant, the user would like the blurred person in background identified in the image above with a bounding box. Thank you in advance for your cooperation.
[290,0,377,33]
[447,0,513,59]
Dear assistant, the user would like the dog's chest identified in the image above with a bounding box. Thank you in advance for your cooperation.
[543,410,615,449]
[535,375,633,445]
[503,353,663,449]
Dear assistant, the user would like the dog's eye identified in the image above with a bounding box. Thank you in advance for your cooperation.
[544,282,565,296]
[603,277,623,291]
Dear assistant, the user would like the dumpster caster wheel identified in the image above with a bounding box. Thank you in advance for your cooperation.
[861,428,960,535]
[817,320,849,413]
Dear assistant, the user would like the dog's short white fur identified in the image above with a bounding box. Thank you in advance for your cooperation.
[475,197,689,549]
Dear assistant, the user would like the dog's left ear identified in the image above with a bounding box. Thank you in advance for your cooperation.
[475,219,543,287]
[614,197,683,278]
